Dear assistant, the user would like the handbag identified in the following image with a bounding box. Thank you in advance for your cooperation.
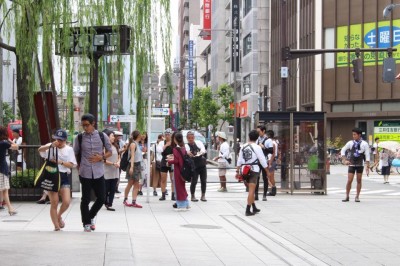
[34,147,61,192]
[392,158,400,167]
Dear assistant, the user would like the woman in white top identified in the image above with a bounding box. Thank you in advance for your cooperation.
[103,130,120,211]
[213,132,230,192]
[380,148,391,184]
[38,129,77,231]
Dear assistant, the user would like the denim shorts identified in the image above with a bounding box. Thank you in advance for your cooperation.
[60,172,71,189]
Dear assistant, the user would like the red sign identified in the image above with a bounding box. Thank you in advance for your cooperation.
[203,0,211,40]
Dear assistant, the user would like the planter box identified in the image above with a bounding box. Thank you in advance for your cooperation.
[9,187,43,201]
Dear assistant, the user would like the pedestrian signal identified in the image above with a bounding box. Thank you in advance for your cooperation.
[382,57,396,83]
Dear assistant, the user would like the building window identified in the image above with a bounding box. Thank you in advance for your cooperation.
[243,75,251,95]
[243,33,252,56]
[244,0,252,16]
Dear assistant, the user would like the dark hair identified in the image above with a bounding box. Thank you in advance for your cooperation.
[81,113,95,124]
[0,126,8,141]
[157,134,163,140]
[170,132,177,148]
[249,130,259,142]
[352,128,362,135]
[257,125,266,132]
[142,132,148,144]
[267,130,275,138]
[103,129,119,151]
[375,137,379,141]
[174,132,185,147]
[102,128,113,136]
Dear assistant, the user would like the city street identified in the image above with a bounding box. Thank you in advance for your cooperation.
[1,165,400,265]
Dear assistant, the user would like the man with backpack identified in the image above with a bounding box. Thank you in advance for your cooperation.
[340,128,370,203]
[73,114,112,232]
[185,131,207,202]
[236,130,269,216]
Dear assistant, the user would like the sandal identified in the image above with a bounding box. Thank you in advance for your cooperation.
[342,197,349,202]
[59,219,65,228]
[355,197,360,202]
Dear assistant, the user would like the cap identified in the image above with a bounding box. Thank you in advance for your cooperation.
[187,130,195,136]
[12,128,20,134]
[217,131,227,140]
[164,128,173,135]
[52,129,67,141]
[114,130,123,136]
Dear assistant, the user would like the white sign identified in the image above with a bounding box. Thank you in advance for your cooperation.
[152,108,169,116]
[109,115,136,123]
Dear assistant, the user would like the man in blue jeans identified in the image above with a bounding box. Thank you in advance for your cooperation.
[74,114,112,232]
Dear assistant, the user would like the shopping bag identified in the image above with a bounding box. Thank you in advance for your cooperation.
[34,147,60,192]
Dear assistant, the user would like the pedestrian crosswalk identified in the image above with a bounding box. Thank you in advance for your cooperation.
[327,187,400,196]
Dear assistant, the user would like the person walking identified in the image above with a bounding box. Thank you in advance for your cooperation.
[113,130,124,193]
[123,130,143,208]
[73,114,112,232]
[340,128,370,203]
[236,130,269,216]
[103,130,120,211]
[38,129,77,231]
[0,126,19,216]
[159,129,175,201]
[185,131,207,202]
[380,148,391,184]
[167,132,190,210]
[266,130,277,196]
[213,132,230,192]
[138,132,148,196]
[256,125,269,201]
[151,134,164,196]
[370,137,380,172]
[12,128,23,170]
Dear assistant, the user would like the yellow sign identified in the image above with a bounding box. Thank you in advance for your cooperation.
[336,20,400,67]
[374,134,400,141]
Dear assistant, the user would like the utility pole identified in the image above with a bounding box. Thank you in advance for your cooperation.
[0,37,3,124]
[281,0,287,111]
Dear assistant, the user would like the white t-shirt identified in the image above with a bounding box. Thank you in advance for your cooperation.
[13,137,22,162]
[155,140,164,162]
[218,142,230,163]
[373,142,378,155]
[185,140,206,155]
[40,144,77,174]
[380,152,389,167]
[237,143,268,172]
[340,140,370,166]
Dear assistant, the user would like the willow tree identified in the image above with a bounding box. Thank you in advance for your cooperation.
[0,0,171,147]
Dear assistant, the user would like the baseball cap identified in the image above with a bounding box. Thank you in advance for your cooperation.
[52,129,67,141]
[114,130,123,136]
[12,128,20,134]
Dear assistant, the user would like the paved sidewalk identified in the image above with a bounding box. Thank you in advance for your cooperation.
[1,165,400,265]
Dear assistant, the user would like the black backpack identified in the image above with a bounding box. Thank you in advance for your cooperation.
[176,147,195,182]
[120,142,137,171]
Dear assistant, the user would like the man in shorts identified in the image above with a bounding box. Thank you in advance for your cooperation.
[340,128,370,202]
[236,130,269,216]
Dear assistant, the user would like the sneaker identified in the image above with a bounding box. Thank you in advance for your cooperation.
[217,187,227,192]
[138,191,143,196]
[262,196,267,201]
[0,205,4,210]
[106,207,116,211]
[132,203,143,208]
[90,219,96,231]
[84,224,91,232]
[153,191,158,196]
[165,189,169,196]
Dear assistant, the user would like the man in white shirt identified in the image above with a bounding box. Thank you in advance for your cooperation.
[185,131,207,201]
[12,129,23,169]
[213,132,230,192]
[236,130,269,216]
[370,137,379,172]
[340,128,370,202]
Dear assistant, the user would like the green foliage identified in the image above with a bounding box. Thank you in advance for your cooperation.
[199,87,219,134]
[216,84,234,130]
[11,169,38,188]
[327,135,345,149]
[1,102,15,125]
[189,88,202,129]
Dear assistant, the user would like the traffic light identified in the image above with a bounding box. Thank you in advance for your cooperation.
[382,57,396,83]
[352,58,363,83]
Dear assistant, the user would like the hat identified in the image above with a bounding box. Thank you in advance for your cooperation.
[12,128,20,134]
[164,128,173,135]
[217,131,227,140]
[114,130,123,136]
[52,129,67,141]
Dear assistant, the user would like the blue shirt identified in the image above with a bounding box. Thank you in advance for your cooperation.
[73,130,112,179]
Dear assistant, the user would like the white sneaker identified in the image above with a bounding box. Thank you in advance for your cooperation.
[90,219,96,231]
[217,187,227,192]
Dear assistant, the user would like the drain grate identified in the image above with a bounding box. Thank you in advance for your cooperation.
[3,219,31,223]
[182,224,222,229]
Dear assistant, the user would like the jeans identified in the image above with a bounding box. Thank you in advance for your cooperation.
[255,167,268,196]
[105,178,118,207]
[190,166,207,195]
[80,176,105,226]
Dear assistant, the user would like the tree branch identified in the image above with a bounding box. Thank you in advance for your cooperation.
[0,41,16,53]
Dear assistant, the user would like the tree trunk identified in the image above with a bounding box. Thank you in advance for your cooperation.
[16,55,40,169]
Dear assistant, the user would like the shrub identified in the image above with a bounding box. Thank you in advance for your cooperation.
[10,169,38,188]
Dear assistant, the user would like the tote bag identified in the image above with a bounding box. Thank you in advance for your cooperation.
[34,147,61,192]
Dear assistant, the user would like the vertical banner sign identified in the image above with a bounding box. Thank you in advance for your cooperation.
[231,0,240,72]
[203,0,212,40]
[188,40,194,99]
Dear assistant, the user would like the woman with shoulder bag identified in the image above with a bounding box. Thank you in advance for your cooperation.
[0,126,19,216]
[38,129,77,230]
[102,130,120,211]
